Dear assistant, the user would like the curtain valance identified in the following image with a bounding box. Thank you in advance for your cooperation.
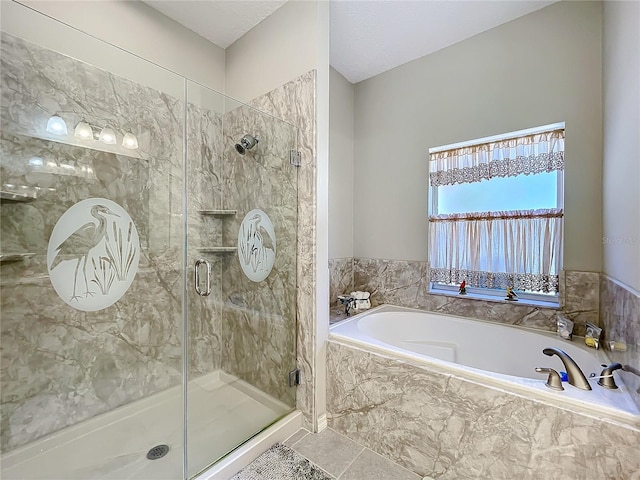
[429,129,565,187]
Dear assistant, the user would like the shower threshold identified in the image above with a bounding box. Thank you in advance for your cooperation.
[1,371,291,480]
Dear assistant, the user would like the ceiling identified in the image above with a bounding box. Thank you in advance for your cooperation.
[145,0,557,84]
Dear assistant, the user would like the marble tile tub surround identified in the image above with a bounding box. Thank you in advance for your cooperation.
[601,275,640,411]
[0,33,221,451]
[328,257,601,334]
[329,258,353,307]
[326,340,640,480]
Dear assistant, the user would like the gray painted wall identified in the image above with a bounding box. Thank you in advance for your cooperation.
[329,67,354,259]
[602,0,640,292]
[352,1,603,274]
[9,0,226,93]
[225,1,322,103]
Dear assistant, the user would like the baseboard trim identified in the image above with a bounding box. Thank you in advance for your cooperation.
[316,413,328,432]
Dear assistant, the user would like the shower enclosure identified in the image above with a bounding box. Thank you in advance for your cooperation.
[0,8,298,480]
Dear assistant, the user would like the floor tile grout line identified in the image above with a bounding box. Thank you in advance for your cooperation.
[284,428,310,448]
[361,446,422,479]
[325,427,421,479]
[307,459,338,480]
[334,445,366,479]
[287,431,310,448]
[324,427,367,479]
[284,427,422,479]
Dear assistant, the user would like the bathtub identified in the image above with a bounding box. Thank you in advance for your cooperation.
[329,304,640,423]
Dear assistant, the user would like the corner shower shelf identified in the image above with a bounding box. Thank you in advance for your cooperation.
[0,253,36,263]
[197,247,237,254]
[198,210,237,216]
[0,190,36,202]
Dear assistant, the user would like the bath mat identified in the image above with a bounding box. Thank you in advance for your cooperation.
[230,443,333,480]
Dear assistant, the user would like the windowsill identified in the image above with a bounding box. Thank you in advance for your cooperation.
[428,288,561,309]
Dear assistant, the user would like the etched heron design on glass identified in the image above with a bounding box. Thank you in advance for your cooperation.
[237,209,276,282]
[49,204,119,301]
[248,213,274,273]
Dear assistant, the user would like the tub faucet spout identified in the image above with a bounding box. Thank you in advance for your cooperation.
[543,347,592,390]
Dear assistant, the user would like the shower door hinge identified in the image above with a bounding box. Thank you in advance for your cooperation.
[288,368,300,387]
[290,150,301,167]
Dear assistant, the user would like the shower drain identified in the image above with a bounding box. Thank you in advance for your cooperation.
[146,444,170,460]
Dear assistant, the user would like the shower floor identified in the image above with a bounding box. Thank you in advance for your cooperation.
[1,371,292,480]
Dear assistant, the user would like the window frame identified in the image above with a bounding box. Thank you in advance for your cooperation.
[427,122,565,304]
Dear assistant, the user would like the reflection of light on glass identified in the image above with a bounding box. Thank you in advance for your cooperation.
[21,185,28,189]
[99,126,117,145]
[74,121,93,139]
[29,157,44,167]
[48,187,56,192]
[47,161,56,167]
[122,132,139,149]
[61,164,75,170]
[46,114,68,135]
[4,184,14,188]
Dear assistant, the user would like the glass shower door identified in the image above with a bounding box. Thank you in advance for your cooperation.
[185,81,298,478]
[0,15,186,480]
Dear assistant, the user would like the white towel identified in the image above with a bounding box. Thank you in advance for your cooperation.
[350,291,370,300]
[350,291,371,310]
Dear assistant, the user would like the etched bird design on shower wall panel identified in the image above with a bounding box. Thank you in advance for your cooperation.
[47,198,140,312]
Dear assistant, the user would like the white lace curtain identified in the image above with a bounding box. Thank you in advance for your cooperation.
[429,129,565,187]
[429,209,563,292]
[428,128,565,293]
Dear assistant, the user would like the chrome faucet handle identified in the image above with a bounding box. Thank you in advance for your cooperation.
[535,367,564,391]
[597,362,622,389]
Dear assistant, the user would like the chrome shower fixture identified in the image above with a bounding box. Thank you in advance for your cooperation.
[235,134,259,155]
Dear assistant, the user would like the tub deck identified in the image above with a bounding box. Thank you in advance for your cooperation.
[330,304,640,423]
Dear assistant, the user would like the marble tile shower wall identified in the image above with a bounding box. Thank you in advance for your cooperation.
[248,71,318,427]
[0,33,220,451]
[219,103,298,406]
[186,102,224,376]
[329,257,600,334]
[327,340,640,479]
[600,276,640,411]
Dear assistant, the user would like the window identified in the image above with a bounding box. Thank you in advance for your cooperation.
[428,123,564,301]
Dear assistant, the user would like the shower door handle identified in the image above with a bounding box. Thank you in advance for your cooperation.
[194,259,211,297]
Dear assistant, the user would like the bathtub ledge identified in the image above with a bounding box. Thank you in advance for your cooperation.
[327,335,640,430]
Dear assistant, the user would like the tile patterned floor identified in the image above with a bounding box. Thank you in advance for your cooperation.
[282,428,421,480]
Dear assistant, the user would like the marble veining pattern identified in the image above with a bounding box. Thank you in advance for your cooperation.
[560,270,601,336]
[186,101,224,377]
[328,258,354,307]
[220,102,298,406]
[348,257,601,333]
[249,71,317,428]
[1,31,310,458]
[0,33,226,452]
[327,340,640,479]
[600,275,640,411]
